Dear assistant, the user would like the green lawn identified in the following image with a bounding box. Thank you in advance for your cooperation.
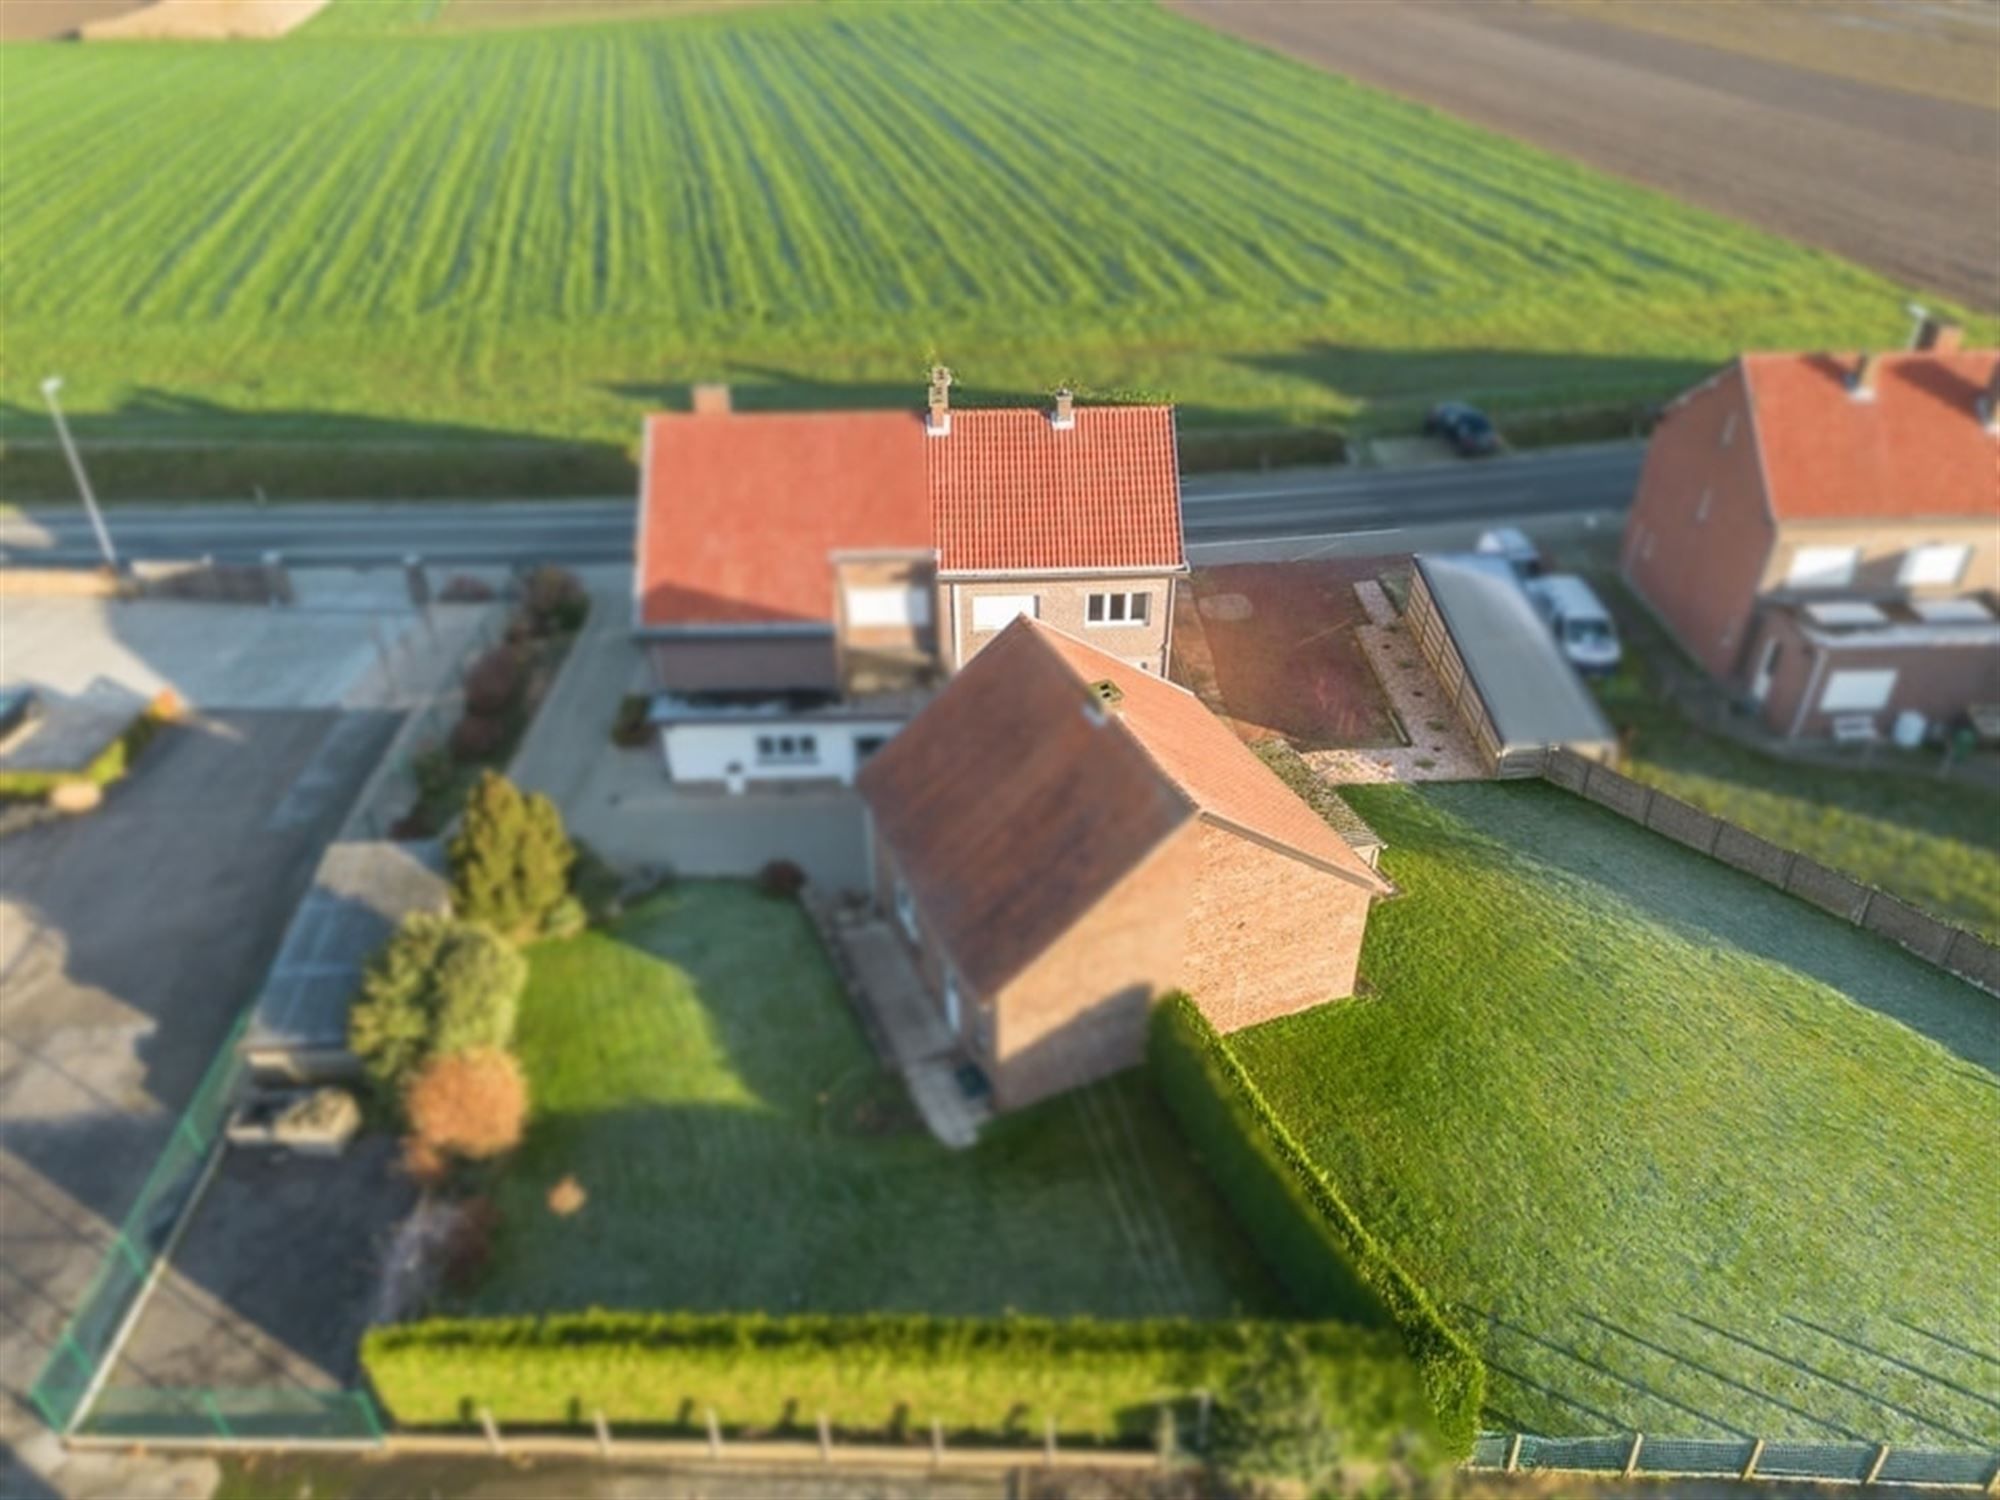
[1230,782,1999,1444]
[2,0,1988,498]
[1591,577,2000,940]
[470,881,1284,1321]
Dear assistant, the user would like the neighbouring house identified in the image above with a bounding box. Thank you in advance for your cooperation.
[1407,553,1619,777]
[1622,334,2000,741]
[855,616,1390,1111]
[633,374,1187,789]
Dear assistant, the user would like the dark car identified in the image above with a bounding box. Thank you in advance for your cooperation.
[1423,401,1502,457]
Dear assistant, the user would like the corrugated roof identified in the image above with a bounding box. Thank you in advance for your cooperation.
[638,411,930,627]
[1742,351,2000,522]
[927,406,1184,573]
[1415,554,1616,755]
[857,619,1383,995]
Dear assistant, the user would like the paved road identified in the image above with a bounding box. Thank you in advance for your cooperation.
[2,444,1643,568]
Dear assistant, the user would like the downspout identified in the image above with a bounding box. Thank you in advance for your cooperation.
[1788,643,1831,740]
[951,581,964,673]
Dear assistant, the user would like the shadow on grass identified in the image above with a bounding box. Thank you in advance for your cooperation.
[1417,783,2000,1078]
[1781,1315,2000,1419]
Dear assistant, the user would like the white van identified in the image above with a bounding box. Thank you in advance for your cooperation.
[1526,575,1621,676]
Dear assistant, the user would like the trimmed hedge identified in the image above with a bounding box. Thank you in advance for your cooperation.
[1147,995,1485,1455]
[363,1311,1432,1449]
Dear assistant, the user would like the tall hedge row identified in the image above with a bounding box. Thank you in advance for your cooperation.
[1147,995,1485,1455]
[363,1311,1431,1448]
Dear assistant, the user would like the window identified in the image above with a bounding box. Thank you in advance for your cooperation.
[1694,487,1712,524]
[1819,669,1896,713]
[1899,544,1970,588]
[1720,412,1738,448]
[754,733,818,765]
[1785,545,1859,589]
[854,734,888,762]
[845,586,930,628]
[943,973,963,1035]
[971,593,1037,631]
[894,879,919,943]
[1085,591,1151,627]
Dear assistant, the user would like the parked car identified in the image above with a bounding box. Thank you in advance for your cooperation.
[0,686,42,744]
[1526,575,1622,676]
[1476,525,1543,580]
[1423,401,1502,457]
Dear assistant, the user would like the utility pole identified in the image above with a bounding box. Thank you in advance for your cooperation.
[39,376,118,569]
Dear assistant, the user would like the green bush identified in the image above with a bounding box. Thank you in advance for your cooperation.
[349,914,527,1098]
[1148,996,1485,1456]
[363,1311,1432,1449]
[449,771,575,940]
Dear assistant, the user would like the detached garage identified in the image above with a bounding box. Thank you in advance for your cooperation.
[1406,553,1618,777]
[653,698,905,793]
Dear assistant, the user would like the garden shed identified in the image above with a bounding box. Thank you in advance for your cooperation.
[1406,553,1618,777]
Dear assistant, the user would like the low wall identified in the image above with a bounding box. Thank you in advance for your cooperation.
[1542,750,1998,995]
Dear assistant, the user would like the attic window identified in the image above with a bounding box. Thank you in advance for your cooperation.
[1720,412,1738,448]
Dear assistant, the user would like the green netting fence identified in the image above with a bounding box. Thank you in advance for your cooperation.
[27,1006,252,1434]
[79,1387,384,1444]
[1468,1432,2000,1490]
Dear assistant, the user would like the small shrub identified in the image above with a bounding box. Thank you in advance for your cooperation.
[541,894,586,939]
[568,839,622,925]
[412,745,456,806]
[463,646,522,715]
[611,693,651,748]
[757,858,807,900]
[449,771,576,939]
[547,1175,587,1217]
[1212,1331,1355,1495]
[523,565,589,636]
[449,712,506,764]
[438,574,496,603]
[440,1196,501,1293]
[388,808,435,841]
[406,1048,528,1162]
[349,914,527,1098]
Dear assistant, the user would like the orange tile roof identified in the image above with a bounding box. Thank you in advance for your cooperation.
[857,619,1384,995]
[927,407,1185,573]
[638,411,930,628]
[1741,351,2000,522]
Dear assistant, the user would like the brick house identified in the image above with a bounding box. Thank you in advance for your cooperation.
[1621,338,2000,740]
[634,375,1187,787]
[855,616,1389,1111]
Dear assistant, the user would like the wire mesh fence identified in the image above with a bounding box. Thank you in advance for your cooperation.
[28,1006,253,1434]
[1469,1431,2000,1490]
[79,1387,384,1444]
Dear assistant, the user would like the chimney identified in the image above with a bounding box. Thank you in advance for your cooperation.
[1981,363,2000,434]
[926,365,952,437]
[1846,353,1879,401]
[1914,318,1963,355]
[1051,386,1075,431]
[691,383,731,416]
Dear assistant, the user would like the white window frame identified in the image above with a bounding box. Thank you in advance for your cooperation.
[844,586,930,628]
[971,593,1038,632]
[1785,545,1860,590]
[894,879,919,943]
[943,972,963,1035]
[1898,544,1970,588]
[754,732,818,765]
[1819,669,1896,714]
[1085,590,1151,627]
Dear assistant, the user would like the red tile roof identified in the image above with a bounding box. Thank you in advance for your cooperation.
[927,406,1184,573]
[856,619,1384,995]
[638,411,929,627]
[1742,351,2000,522]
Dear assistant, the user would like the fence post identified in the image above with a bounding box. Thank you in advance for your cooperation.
[1865,1443,1890,1485]
[1504,1433,1522,1473]
[1742,1437,1764,1480]
[479,1406,503,1457]
[201,1390,231,1441]
[1157,1404,1176,1469]
[817,1412,832,1463]
[705,1406,722,1459]
[931,1417,944,1469]
[593,1409,611,1461]
[1623,1432,1644,1479]
[356,1390,386,1445]
[1044,1413,1057,1467]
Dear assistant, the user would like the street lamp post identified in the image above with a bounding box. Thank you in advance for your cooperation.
[39,376,118,570]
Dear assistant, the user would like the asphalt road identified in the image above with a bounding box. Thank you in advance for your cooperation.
[2,444,1643,568]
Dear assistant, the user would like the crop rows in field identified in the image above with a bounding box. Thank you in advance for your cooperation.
[0,0,1976,453]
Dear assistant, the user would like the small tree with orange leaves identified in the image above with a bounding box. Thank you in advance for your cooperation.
[404,1047,528,1165]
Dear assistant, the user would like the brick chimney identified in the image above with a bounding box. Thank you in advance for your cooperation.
[1846,353,1879,401]
[1914,318,1963,355]
[1981,363,2000,434]
[926,365,952,437]
[1051,386,1075,431]
[691,383,731,416]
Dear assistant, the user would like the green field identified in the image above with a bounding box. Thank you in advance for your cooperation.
[469,881,1284,1320]
[1,0,1986,497]
[1230,782,1999,1444]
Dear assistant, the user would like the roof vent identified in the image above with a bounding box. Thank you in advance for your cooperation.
[1085,678,1124,719]
[1913,317,1963,355]
[926,365,952,438]
[691,382,732,416]
[1846,353,1879,401]
[1051,387,1075,431]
